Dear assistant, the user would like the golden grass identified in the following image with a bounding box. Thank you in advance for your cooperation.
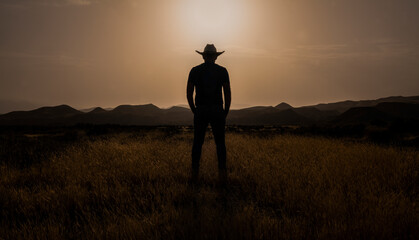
[0,131,417,239]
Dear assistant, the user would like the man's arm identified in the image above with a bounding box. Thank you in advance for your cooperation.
[187,71,196,114]
[223,81,231,117]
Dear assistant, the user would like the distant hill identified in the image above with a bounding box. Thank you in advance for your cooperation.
[0,105,82,125]
[293,107,338,121]
[275,102,293,111]
[375,102,419,119]
[0,99,42,114]
[333,107,390,126]
[333,102,419,126]
[228,107,310,125]
[70,104,192,126]
[309,96,419,113]
[0,96,418,126]
[88,107,107,114]
[79,107,113,113]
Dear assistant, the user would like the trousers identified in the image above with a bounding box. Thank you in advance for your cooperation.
[192,105,227,172]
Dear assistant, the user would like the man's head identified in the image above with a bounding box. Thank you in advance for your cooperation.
[196,44,224,64]
[202,53,218,63]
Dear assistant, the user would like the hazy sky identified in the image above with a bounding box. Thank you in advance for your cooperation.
[1,0,418,109]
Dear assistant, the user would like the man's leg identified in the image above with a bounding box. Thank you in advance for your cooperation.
[192,113,207,178]
[211,113,227,186]
[210,111,227,171]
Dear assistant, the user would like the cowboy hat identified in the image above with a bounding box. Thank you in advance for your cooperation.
[196,44,225,56]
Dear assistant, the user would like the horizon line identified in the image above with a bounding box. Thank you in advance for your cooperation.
[1,94,417,114]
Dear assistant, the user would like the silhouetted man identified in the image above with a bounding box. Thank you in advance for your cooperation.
[187,44,231,184]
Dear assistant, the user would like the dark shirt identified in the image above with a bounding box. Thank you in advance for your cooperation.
[188,63,230,107]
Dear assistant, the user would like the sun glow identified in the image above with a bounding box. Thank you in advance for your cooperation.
[177,0,247,43]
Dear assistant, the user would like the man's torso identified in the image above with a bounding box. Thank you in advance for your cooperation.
[189,63,229,107]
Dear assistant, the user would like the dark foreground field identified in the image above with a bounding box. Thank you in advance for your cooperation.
[0,127,417,239]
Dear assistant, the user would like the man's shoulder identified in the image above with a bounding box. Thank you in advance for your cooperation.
[215,64,227,71]
[192,63,206,69]
[190,64,203,73]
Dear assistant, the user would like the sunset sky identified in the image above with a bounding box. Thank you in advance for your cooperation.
[1,0,418,110]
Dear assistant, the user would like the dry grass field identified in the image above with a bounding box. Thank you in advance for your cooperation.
[0,128,417,239]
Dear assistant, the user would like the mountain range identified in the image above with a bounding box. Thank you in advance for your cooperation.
[0,96,418,126]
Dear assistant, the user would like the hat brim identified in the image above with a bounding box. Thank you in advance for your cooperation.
[196,50,225,56]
